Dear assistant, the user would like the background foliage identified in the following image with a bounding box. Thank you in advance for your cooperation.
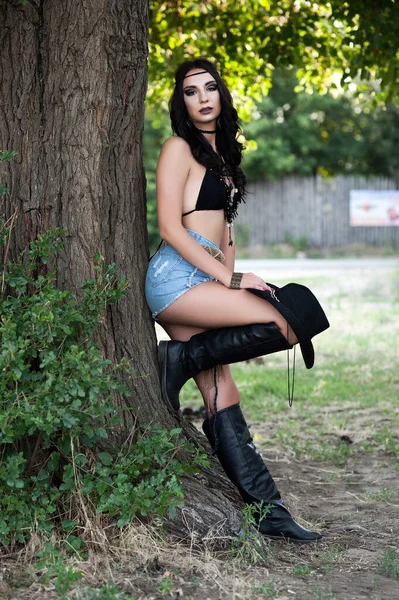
[149,0,399,107]
[242,70,399,181]
[146,1,399,249]
[144,70,399,252]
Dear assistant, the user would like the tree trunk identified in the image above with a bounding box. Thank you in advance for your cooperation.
[0,0,243,540]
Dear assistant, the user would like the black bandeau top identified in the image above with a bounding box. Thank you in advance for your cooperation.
[182,169,228,217]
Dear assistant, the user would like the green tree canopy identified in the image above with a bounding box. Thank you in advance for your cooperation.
[243,71,399,181]
[149,0,399,106]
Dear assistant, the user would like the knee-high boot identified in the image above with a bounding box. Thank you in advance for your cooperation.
[159,322,290,411]
[203,404,322,543]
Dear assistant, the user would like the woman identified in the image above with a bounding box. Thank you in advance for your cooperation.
[145,58,328,543]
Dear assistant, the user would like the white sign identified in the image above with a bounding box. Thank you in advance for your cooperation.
[350,190,399,226]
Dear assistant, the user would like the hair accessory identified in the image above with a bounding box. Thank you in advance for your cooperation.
[230,272,243,289]
[179,70,209,81]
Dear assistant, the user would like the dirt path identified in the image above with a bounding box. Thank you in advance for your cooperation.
[181,405,399,600]
[252,439,399,599]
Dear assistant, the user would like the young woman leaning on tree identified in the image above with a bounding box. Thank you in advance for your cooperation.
[145,58,329,543]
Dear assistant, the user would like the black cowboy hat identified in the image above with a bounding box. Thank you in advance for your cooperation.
[249,283,330,369]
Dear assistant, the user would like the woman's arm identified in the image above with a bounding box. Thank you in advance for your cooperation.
[156,137,234,287]
[219,222,235,272]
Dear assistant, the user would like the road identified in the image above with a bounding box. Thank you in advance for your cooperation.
[235,257,399,279]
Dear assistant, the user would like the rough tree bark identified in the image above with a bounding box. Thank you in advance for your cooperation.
[0,0,242,540]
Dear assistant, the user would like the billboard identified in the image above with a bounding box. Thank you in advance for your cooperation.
[350,190,399,226]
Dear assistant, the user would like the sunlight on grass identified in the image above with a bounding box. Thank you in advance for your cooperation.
[180,267,399,465]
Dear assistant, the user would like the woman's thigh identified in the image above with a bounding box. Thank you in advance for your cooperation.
[162,322,205,342]
[158,281,297,344]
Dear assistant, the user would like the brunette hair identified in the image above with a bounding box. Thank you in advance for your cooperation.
[170,58,246,202]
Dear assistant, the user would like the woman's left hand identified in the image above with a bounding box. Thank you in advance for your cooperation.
[238,272,274,291]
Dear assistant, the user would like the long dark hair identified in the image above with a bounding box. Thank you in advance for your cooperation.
[170,58,246,205]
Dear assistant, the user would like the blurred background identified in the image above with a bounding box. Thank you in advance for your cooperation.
[145,0,399,258]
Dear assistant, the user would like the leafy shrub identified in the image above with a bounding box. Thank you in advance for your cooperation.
[0,224,206,547]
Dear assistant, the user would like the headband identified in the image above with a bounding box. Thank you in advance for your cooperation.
[177,70,210,82]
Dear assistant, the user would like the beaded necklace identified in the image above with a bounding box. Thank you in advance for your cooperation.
[222,175,240,246]
[210,158,242,246]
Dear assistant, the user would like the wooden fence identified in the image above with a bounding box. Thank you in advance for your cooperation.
[238,175,399,248]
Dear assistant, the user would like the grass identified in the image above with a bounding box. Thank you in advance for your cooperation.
[312,587,337,600]
[74,585,137,599]
[157,574,174,595]
[372,429,399,457]
[180,266,399,468]
[377,548,399,580]
[182,358,398,412]
[235,242,399,260]
[361,487,396,503]
[292,563,313,576]
[251,581,279,597]
[3,264,399,599]
[228,504,274,567]
[181,352,399,467]
[313,546,344,575]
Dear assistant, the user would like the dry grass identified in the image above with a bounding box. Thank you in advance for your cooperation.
[2,260,399,600]
[1,521,280,600]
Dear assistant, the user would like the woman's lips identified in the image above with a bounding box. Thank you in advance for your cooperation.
[199,107,213,114]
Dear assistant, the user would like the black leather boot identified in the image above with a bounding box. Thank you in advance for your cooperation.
[203,404,322,543]
[158,322,290,411]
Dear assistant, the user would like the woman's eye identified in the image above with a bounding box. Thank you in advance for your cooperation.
[207,85,218,92]
[184,89,196,97]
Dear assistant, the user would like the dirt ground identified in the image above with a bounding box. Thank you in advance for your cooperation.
[3,408,397,600]
[174,405,399,600]
[251,416,399,600]
[1,258,398,600]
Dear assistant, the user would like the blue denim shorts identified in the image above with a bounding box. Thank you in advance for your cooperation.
[145,229,219,320]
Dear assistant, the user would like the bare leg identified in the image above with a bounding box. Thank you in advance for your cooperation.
[158,282,298,346]
[163,323,240,416]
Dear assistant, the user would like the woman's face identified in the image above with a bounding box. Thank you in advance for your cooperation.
[182,69,221,128]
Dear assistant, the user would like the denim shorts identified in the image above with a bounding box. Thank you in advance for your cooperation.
[145,229,219,320]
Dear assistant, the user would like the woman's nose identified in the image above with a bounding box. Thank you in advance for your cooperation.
[199,90,209,103]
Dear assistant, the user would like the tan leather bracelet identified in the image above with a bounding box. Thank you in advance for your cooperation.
[230,272,243,289]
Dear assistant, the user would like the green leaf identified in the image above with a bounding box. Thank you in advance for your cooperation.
[97,452,113,466]
[66,535,83,551]
[62,520,78,532]
[169,428,182,437]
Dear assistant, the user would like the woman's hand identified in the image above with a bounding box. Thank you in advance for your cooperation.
[225,272,274,291]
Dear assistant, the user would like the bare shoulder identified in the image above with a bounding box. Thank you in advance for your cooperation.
[160,136,191,160]
[157,136,193,180]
